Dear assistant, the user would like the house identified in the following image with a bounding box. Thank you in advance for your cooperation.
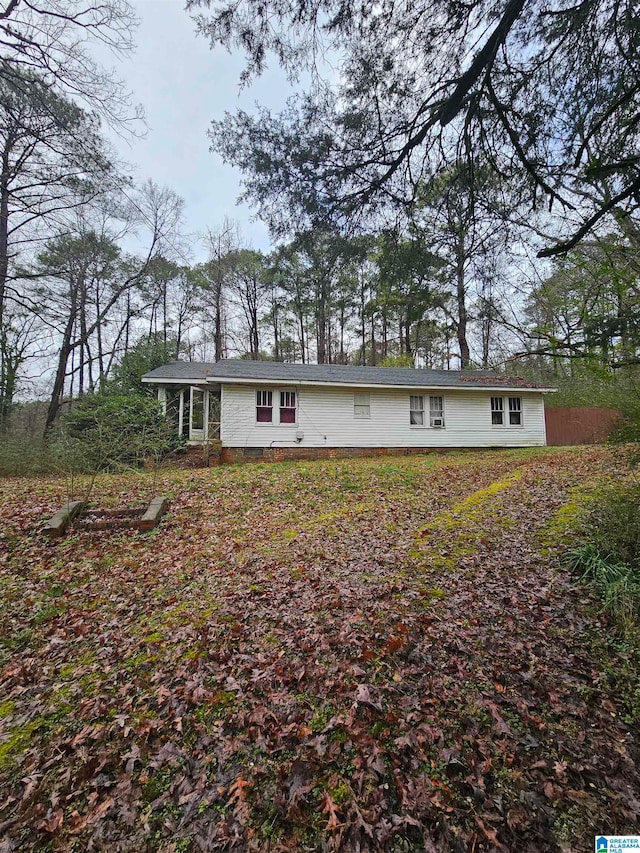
[141,359,554,462]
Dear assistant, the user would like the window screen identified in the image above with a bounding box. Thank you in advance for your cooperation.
[409,395,424,425]
[491,396,504,425]
[256,390,273,423]
[280,390,296,423]
[354,392,371,419]
[508,396,522,426]
[429,396,444,427]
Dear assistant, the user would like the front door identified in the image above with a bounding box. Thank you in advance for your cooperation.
[208,393,221,440]
[189,387,205,442]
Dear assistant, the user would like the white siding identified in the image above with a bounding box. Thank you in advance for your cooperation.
[220,384,547,448]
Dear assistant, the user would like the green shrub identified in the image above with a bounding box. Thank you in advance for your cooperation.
[108,336,177,396]
[610,397,640,453]
[538,366,632,409]
[603,577,640,630]
[0,435,56,477]
[563,543,627,586]
[379,354,415,368]
[579,483,640,571]
[563,483,640,630]
[55,393,180,474]
[561,481,640,722]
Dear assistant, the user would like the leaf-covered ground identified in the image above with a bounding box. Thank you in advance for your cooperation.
[1,447,639,852]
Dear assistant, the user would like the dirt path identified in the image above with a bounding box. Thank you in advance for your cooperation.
[0,447,638,851]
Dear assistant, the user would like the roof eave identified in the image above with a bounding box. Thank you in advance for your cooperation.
[205,376,554,393]
[141,373,554,393]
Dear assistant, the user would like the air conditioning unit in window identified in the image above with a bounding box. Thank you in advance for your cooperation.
[432,418,444,428]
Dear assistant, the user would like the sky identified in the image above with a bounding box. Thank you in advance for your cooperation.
[105,0,294,262]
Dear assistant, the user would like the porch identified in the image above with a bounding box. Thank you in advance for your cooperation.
[157,384,221,444]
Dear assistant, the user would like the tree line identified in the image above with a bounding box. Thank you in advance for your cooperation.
[1,0,639,441]
[8,201,640,437]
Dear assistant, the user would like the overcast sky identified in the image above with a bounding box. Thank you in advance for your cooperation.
[107,0,294,262]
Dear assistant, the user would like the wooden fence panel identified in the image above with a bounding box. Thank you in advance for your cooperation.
[545,407,621,446]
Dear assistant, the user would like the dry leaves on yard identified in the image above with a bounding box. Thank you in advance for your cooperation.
[0,446,638,851]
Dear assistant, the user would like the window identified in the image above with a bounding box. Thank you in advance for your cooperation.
[191,388,204,432]
[256,389,298,424]
[508,396,522,426]
[410,395,424,425]
[280,390,296,423]
[491,396,523,427]
[165,387,210,439]
[429,395,445,428]
[208,393,221,439]
[256,390,273,423]
[354,392,371,419]
[166,388,181,435]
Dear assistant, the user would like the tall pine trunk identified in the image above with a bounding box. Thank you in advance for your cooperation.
[455,241,470,369]
[0,149,11,428]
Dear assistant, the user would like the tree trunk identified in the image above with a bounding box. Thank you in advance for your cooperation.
[250,303,259,358]
[455,246,470,369]
[370,314,376,365]
[0,152,11,428]
[162,280,168,346]
[360,290,367,365]
[86,339,95,394]
[214,274,224,361]
[316,288,327,364]
[404,319,412,356]
[481,327,490,368]
[96,279,105,388]
[78,277,87,397]
[176,309,183,360]
[298,308,306,364]
[45,313,75,433]
[123,291,131,356]
[272,297,280,361]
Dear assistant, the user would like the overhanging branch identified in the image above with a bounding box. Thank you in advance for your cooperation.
[538,173,640,257]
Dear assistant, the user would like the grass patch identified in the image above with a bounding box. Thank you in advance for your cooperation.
[0,718,46,769]
[447,469,523,515]
[0,627,36,654]
[557,478,640,723]
[411,469,524,572]
[539,485,600,549]
[561,482,640,633]
[0,700,16,719]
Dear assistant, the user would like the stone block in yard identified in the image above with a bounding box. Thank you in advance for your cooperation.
[42,501,87,538]
[139,497,168,531]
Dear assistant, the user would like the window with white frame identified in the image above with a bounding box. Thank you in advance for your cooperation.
[409,395,424,425]
[354,392,371,419]
[491,395,523,426]
[280,390,297,424]
[256,390,273,423]
[491,396,504,425]
[429,395,445,428]
[508,396,522,426]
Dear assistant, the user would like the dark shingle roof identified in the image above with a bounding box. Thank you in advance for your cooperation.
[142,359,550,390]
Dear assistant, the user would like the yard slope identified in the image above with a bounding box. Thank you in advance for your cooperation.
[0,447,638,851]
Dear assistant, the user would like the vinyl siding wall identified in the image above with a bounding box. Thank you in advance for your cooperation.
[220,384,547,448]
